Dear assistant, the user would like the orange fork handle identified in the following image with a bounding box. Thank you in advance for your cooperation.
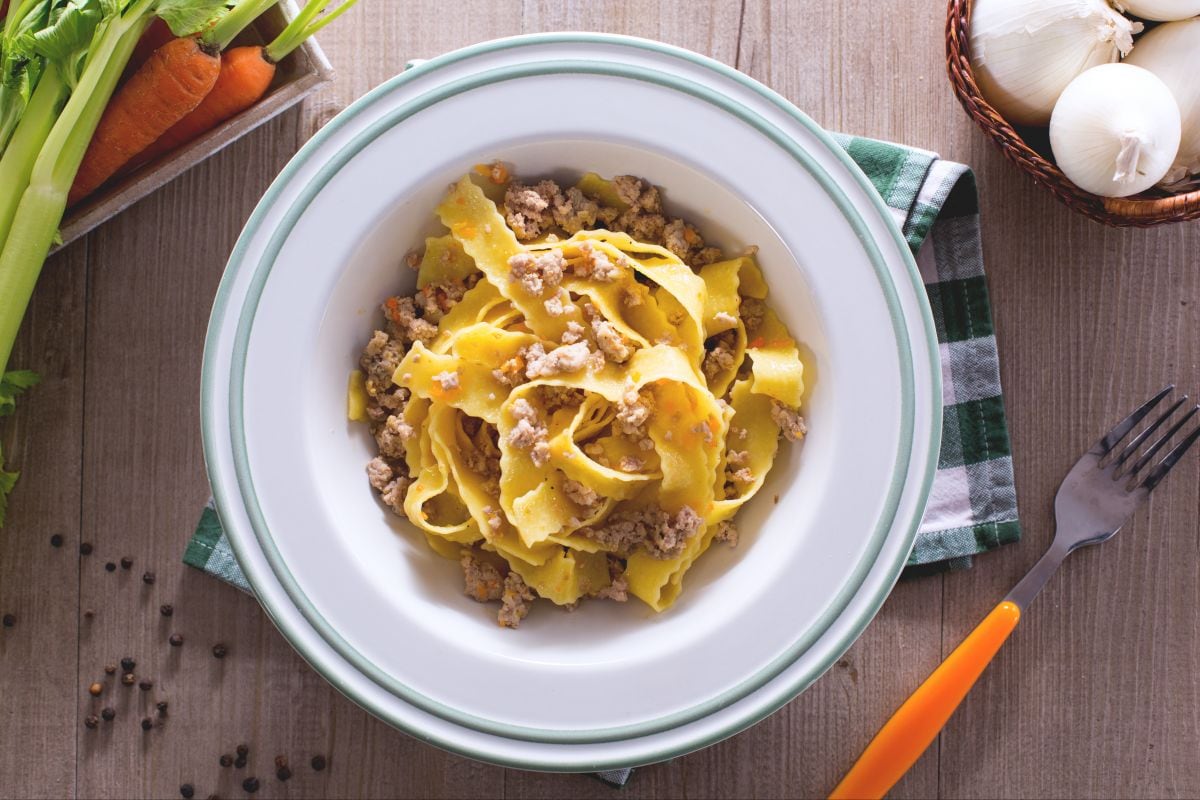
[829,601,1021,800]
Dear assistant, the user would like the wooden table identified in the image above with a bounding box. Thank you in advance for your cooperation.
[2,2,1198,797]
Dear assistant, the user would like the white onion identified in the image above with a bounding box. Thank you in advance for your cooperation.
[970,0,1141,126]
[1124,18,1200,185]
[1050,64,1181,197]
[1116,0,1200,20]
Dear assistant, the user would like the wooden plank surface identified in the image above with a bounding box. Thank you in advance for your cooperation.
[0,0,1197,797]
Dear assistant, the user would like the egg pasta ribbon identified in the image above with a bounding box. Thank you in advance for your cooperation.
[354,170,808,615]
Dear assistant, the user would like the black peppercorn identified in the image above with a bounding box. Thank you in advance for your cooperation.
[310,754,327,771]
[142,571,155,585]
[104,664,116,675]
[160,604,174,617]
[138,680,153,691]
[84,715,99,729]
[211,643,227,659]
[141,717,153,731]
[2,614,15,628]
[101,707,115,722]
[50,534,63,547]
[219,754,233,768]
[168,633,184,647]
[273,755,288,770]
[236,744,249,757]
[156,701,169,717]
[83,609,94,619]
[234,757,247,769]
[180,783,194,799]
[241,777,259,794]
[80,542,93,555]
[275,766,292,782]
[120,657,136,672]
[121,673,135,686]
[105,562,116,572]
[120,557,133,569]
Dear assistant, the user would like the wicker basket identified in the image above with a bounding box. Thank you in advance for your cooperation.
[946,0,1200,227]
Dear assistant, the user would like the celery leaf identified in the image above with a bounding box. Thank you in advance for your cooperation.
[156,0,230,38]
[0,369,39,417]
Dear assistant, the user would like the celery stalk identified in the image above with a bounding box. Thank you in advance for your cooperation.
[0,63,66,247]
[0,0,154,376]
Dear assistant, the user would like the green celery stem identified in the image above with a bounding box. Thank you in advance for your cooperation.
[0,8,152,376]
[0,65,67,249]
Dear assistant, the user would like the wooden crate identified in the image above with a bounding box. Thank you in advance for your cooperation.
[55,1,334,249]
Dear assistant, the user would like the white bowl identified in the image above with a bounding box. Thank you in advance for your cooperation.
[201,33,941,770]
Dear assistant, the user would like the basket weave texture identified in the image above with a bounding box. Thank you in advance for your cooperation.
[946,0,1200,227]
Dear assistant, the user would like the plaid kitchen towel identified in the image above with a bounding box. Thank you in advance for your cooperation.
[184,135,1020,786]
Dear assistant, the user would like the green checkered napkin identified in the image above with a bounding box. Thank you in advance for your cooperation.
[184,135,1020,786]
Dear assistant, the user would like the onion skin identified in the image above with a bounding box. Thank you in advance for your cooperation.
[1117,0,1200,21]
[1050,63,1182,197]
[969,0,1140,126]
[1124,18,1200,185]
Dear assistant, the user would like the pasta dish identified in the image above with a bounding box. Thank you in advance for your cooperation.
[350,165,807,627]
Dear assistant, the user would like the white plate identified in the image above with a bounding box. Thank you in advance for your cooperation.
[202,34,941,770]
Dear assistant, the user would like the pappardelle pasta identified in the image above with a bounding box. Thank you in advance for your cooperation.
[350,166,808,628]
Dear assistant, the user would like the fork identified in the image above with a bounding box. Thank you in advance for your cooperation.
[830,385,1200,800]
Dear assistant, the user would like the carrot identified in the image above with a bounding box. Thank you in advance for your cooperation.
[123,18,176,82]
[66,0,280,205]
[135,0,359,166]
[67,36,220,206]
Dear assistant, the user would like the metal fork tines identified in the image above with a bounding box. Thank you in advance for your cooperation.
[1007,385,1200,609]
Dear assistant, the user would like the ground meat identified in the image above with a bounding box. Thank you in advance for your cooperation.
[552,186,600,233]
[506,398,550,467]
[647,506,703,559]
[714,520,739,547]
[374,414,415,460]
[464,445,500,480]
[662,219,700,262]
[592,556,629,602]
[367,456,411,517]
[740,297,766,333]
[622,285,645,307]
[693,246,723,267]
[508,250,565,296]
[612,175,663,213]
[713,311,738,329]
[461,551,504,602]
[432,370,459,391]
[366,457,393,491]
[562,478,599,508]
[615,207,667,244]
[615,381,652,439]
[383,296,438,347]
[702,330,739,380]
[503,181,558,241]
[729,467,754,484]
[582,504,702,559]
[725,450,749,467]
[379,473,411,517]
[540,385,584,414]
[560,320,586,344]
[522,341,593,379]
[618,455,643,472]
[574,241,621,282]
[498,571,535,628]
[492,355,526,387]
[360,331,406,395]
[480,505,503,533]
[771,400,808,442]
[543,290,573,317]
[730,425,748,440]
[590,317,630,362]
[416,279,469,323]
[405,249,422,270]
